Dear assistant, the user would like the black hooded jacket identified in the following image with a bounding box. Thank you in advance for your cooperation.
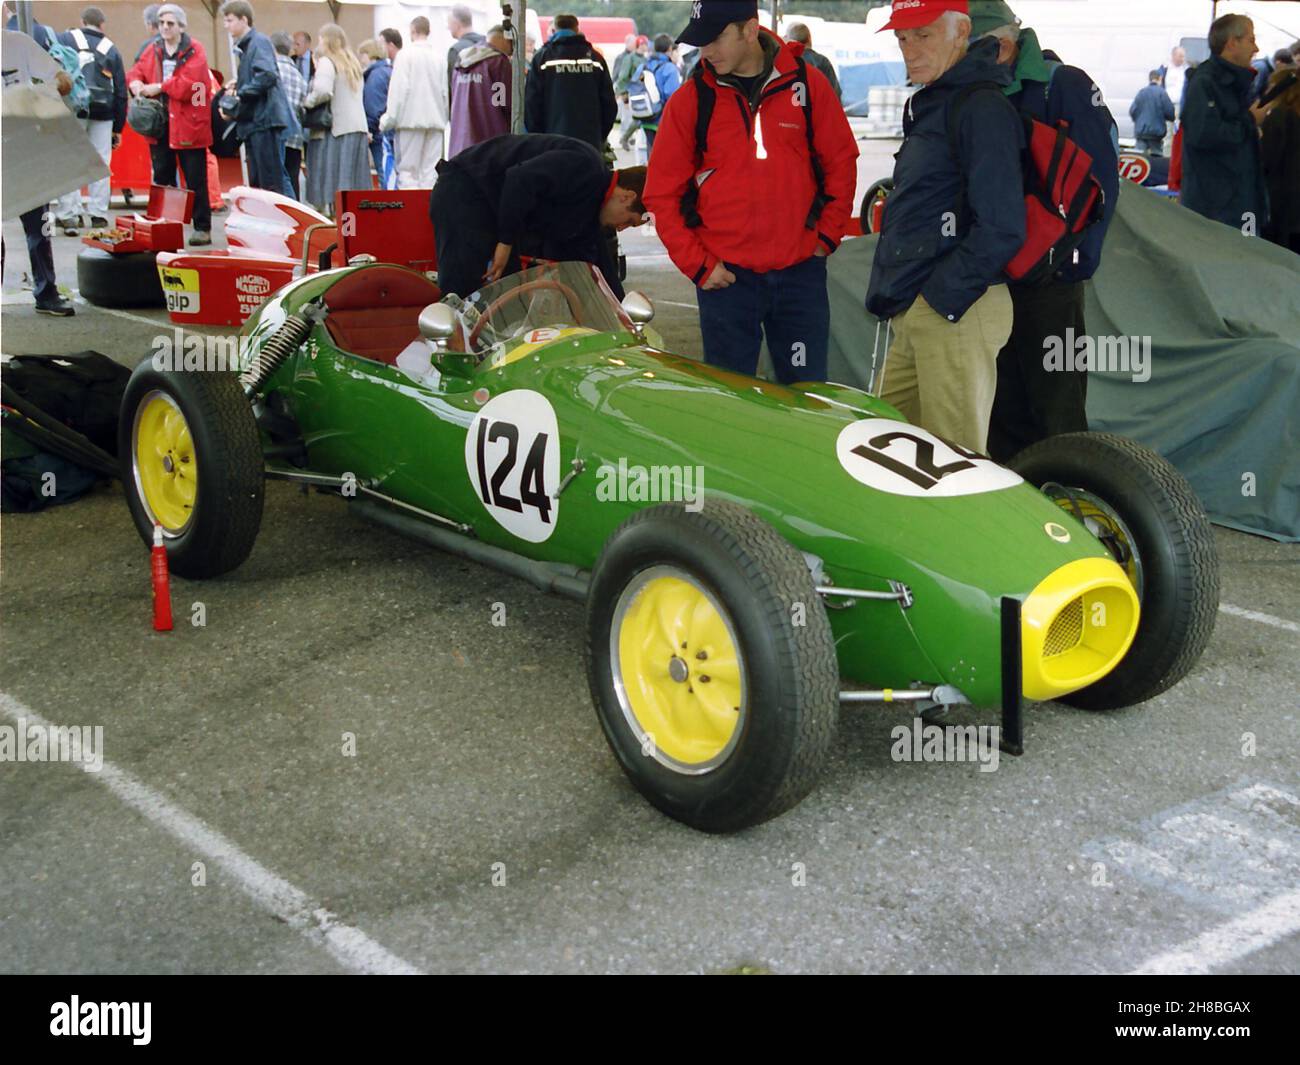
[524,32,617,151]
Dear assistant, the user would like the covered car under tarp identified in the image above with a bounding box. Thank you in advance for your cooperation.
[826,182,1300,542]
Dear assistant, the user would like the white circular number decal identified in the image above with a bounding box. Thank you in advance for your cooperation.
[465,390,561,542]
[835,418,1022,497]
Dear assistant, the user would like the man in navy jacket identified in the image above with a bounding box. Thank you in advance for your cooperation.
[969,1,1119,462]
[865,1,1025,456]
[220,1,293,197]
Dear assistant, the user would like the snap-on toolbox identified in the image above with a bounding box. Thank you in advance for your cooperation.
[82,184,193,254]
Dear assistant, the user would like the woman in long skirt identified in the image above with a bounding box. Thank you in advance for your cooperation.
[303,24,371,216]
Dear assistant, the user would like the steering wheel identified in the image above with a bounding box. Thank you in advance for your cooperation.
[468,277,587,350]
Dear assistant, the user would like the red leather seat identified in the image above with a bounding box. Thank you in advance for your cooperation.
[322,265,441,365]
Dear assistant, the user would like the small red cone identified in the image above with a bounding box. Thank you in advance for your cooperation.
[151,525,173,632]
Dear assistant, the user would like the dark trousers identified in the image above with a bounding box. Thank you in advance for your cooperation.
[284,145,303,198]
[245,129,294,198]
[1136,134,1164,156]
[695,254,829,383]
[430,164,519,298]
[987,280,1089,463]
[644,126,658,156]
[368,136,383,179]
[9,206,59,305]
[150,143,212,232]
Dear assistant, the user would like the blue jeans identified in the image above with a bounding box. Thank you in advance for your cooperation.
[246,129,294,198]
[696,254,829,383]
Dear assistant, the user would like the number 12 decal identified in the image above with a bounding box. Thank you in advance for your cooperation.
[465,390,562,542]
[836,419,1022,498]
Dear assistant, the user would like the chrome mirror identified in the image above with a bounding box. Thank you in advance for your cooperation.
[418,302,458,344]
[621,291,655,325]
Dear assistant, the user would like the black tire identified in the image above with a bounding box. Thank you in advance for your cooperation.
[77,247,164,309]
[1009,432,1219,710]
[119,360,264,579]
[586,501,840,832]
[859,177,894,234]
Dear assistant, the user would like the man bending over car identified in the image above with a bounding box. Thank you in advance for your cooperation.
[429,132,647,299]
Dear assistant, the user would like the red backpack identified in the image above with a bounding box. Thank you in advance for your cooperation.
[948,81,1105,286]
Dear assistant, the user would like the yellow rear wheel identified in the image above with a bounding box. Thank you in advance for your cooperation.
[132,390,197,535]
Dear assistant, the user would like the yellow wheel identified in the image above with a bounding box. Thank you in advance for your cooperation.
[587,502,840,833]
[119,359,264,579]
[131,390,197,535]
[1010,432,1218,710]
[611,566,747,774]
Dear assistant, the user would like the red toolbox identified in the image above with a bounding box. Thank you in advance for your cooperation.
[83,184,193,254]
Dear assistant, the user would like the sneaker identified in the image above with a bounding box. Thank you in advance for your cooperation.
[56,215,81,236]
[188,230,212,246]
[87,215,110,228]
[35,296,76,317]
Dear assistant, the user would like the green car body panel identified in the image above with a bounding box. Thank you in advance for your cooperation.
[241,264,1120,706]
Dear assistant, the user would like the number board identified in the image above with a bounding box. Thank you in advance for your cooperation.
[464,390,562,542]
[836,418,1022,497]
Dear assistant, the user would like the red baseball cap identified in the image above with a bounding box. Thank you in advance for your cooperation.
[878,0,969,32]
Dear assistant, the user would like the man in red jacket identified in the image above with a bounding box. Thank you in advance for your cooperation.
[126,3,212,245]
[643,0,858,383]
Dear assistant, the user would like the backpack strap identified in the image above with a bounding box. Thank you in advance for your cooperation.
[796,54,831,231]
[70,28,90,54]
[679,67,715,229]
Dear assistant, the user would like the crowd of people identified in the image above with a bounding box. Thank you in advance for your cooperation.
[1137,23,1300,253]
[4,0,1295,451]
[5,1,540,250]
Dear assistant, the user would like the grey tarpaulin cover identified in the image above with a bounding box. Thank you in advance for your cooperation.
[827,182,1300,542]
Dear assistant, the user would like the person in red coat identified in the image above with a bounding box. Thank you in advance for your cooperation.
[642,0,858,383]
[126,3,212,244]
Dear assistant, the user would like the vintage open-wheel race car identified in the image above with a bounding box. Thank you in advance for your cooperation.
[119,259,1219,832]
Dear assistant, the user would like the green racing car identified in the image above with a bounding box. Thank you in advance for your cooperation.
[119,260,1219,831]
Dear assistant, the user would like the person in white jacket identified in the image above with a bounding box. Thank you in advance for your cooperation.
[379,14,448,188]
[303,22,369,212]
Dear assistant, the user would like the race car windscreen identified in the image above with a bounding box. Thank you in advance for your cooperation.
[466,261,635,357]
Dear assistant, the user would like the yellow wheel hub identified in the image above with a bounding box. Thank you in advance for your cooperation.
[1051,491,1144,598]
[133,391,196,534]
[613,568,746,772]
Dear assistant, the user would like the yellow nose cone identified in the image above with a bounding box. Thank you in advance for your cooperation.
[1020,557,1140,702]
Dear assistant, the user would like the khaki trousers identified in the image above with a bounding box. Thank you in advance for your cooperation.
[879,285,1014,455]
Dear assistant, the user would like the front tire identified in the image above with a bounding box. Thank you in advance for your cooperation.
[119,360,264,579]
[586,501,840,832]
[1010,432,1218,709]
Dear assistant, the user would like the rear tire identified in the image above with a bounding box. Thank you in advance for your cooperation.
[119,359,264,579]
[78,248,164,309]
[1009,432,1218,709]
[586,501,840,832]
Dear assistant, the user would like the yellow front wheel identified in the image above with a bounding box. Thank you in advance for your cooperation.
[587,501,840,833]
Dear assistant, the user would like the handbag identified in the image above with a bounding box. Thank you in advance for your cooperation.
[302,100,333,132]
[127,95,167,140]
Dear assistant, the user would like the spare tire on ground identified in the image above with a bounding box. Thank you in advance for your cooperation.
[76,247,164,309]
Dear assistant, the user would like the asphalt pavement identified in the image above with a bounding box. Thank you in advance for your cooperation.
[0,137,1297,975]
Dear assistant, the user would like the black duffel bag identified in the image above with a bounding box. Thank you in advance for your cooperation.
[302,100,332,132]
[127,94,167,140]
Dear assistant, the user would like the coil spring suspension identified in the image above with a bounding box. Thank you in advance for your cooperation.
[240,301,325,396]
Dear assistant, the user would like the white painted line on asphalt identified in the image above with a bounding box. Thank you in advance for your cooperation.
[623,253,672,261]
[0,692,424,976]
[1129,888,1300,974]
[70,293,168,329]
[1219,603,1300,634]
[1087,782,1300,975]
[657,299,699,309]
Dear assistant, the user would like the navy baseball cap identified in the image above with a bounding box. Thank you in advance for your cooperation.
[676,1,759,47]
